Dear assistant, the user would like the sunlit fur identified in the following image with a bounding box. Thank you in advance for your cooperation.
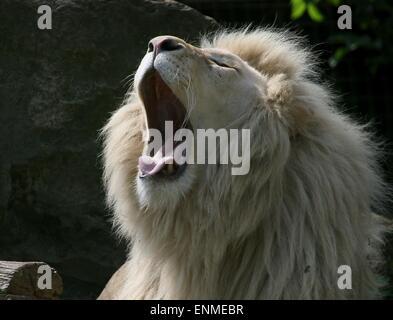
[100,28,389,299]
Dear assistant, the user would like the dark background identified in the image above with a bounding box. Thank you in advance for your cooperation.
[0,0,392,299]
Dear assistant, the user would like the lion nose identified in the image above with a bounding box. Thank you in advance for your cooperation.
[148,36,184,56]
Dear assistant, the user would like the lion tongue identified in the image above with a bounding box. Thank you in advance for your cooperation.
[138,140,188,177]
[139,153,174,177]
[138,140,175,177]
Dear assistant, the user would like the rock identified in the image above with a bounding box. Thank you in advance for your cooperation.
[0,0,216,299]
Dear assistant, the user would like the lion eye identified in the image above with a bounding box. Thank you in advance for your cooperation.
[208,57,233,69]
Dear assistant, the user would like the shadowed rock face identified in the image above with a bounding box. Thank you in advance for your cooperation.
[0,0,216,299]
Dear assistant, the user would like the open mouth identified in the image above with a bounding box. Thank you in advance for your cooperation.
[138,69,190,179]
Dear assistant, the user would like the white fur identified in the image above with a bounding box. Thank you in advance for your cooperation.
[101,28,389,299]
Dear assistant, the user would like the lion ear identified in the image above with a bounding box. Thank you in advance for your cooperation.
[266,73,293,108]
[265,73,313,137]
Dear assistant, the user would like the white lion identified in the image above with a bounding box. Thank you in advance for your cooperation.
[99,28,389,299]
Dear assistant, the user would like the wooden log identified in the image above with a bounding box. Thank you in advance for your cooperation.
[0,261,63,299]
[0,293,36,300]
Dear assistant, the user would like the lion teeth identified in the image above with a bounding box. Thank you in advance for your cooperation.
[164,163,174,175]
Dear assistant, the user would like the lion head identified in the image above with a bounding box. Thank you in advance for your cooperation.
[101,28,388,299]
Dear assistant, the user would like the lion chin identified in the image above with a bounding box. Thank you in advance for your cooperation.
[99,28,389,300]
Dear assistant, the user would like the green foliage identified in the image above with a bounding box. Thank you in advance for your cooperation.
[291,0,307,19]
[291,0,331,22]
[327,0,341,6]
[307,2,324,22]
[290,0,393,74]
[328,46,348,68]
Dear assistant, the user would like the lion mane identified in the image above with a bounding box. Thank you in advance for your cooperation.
[99,28,389,299]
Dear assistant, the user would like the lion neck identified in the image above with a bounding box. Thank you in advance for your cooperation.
[125,162,285,299]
